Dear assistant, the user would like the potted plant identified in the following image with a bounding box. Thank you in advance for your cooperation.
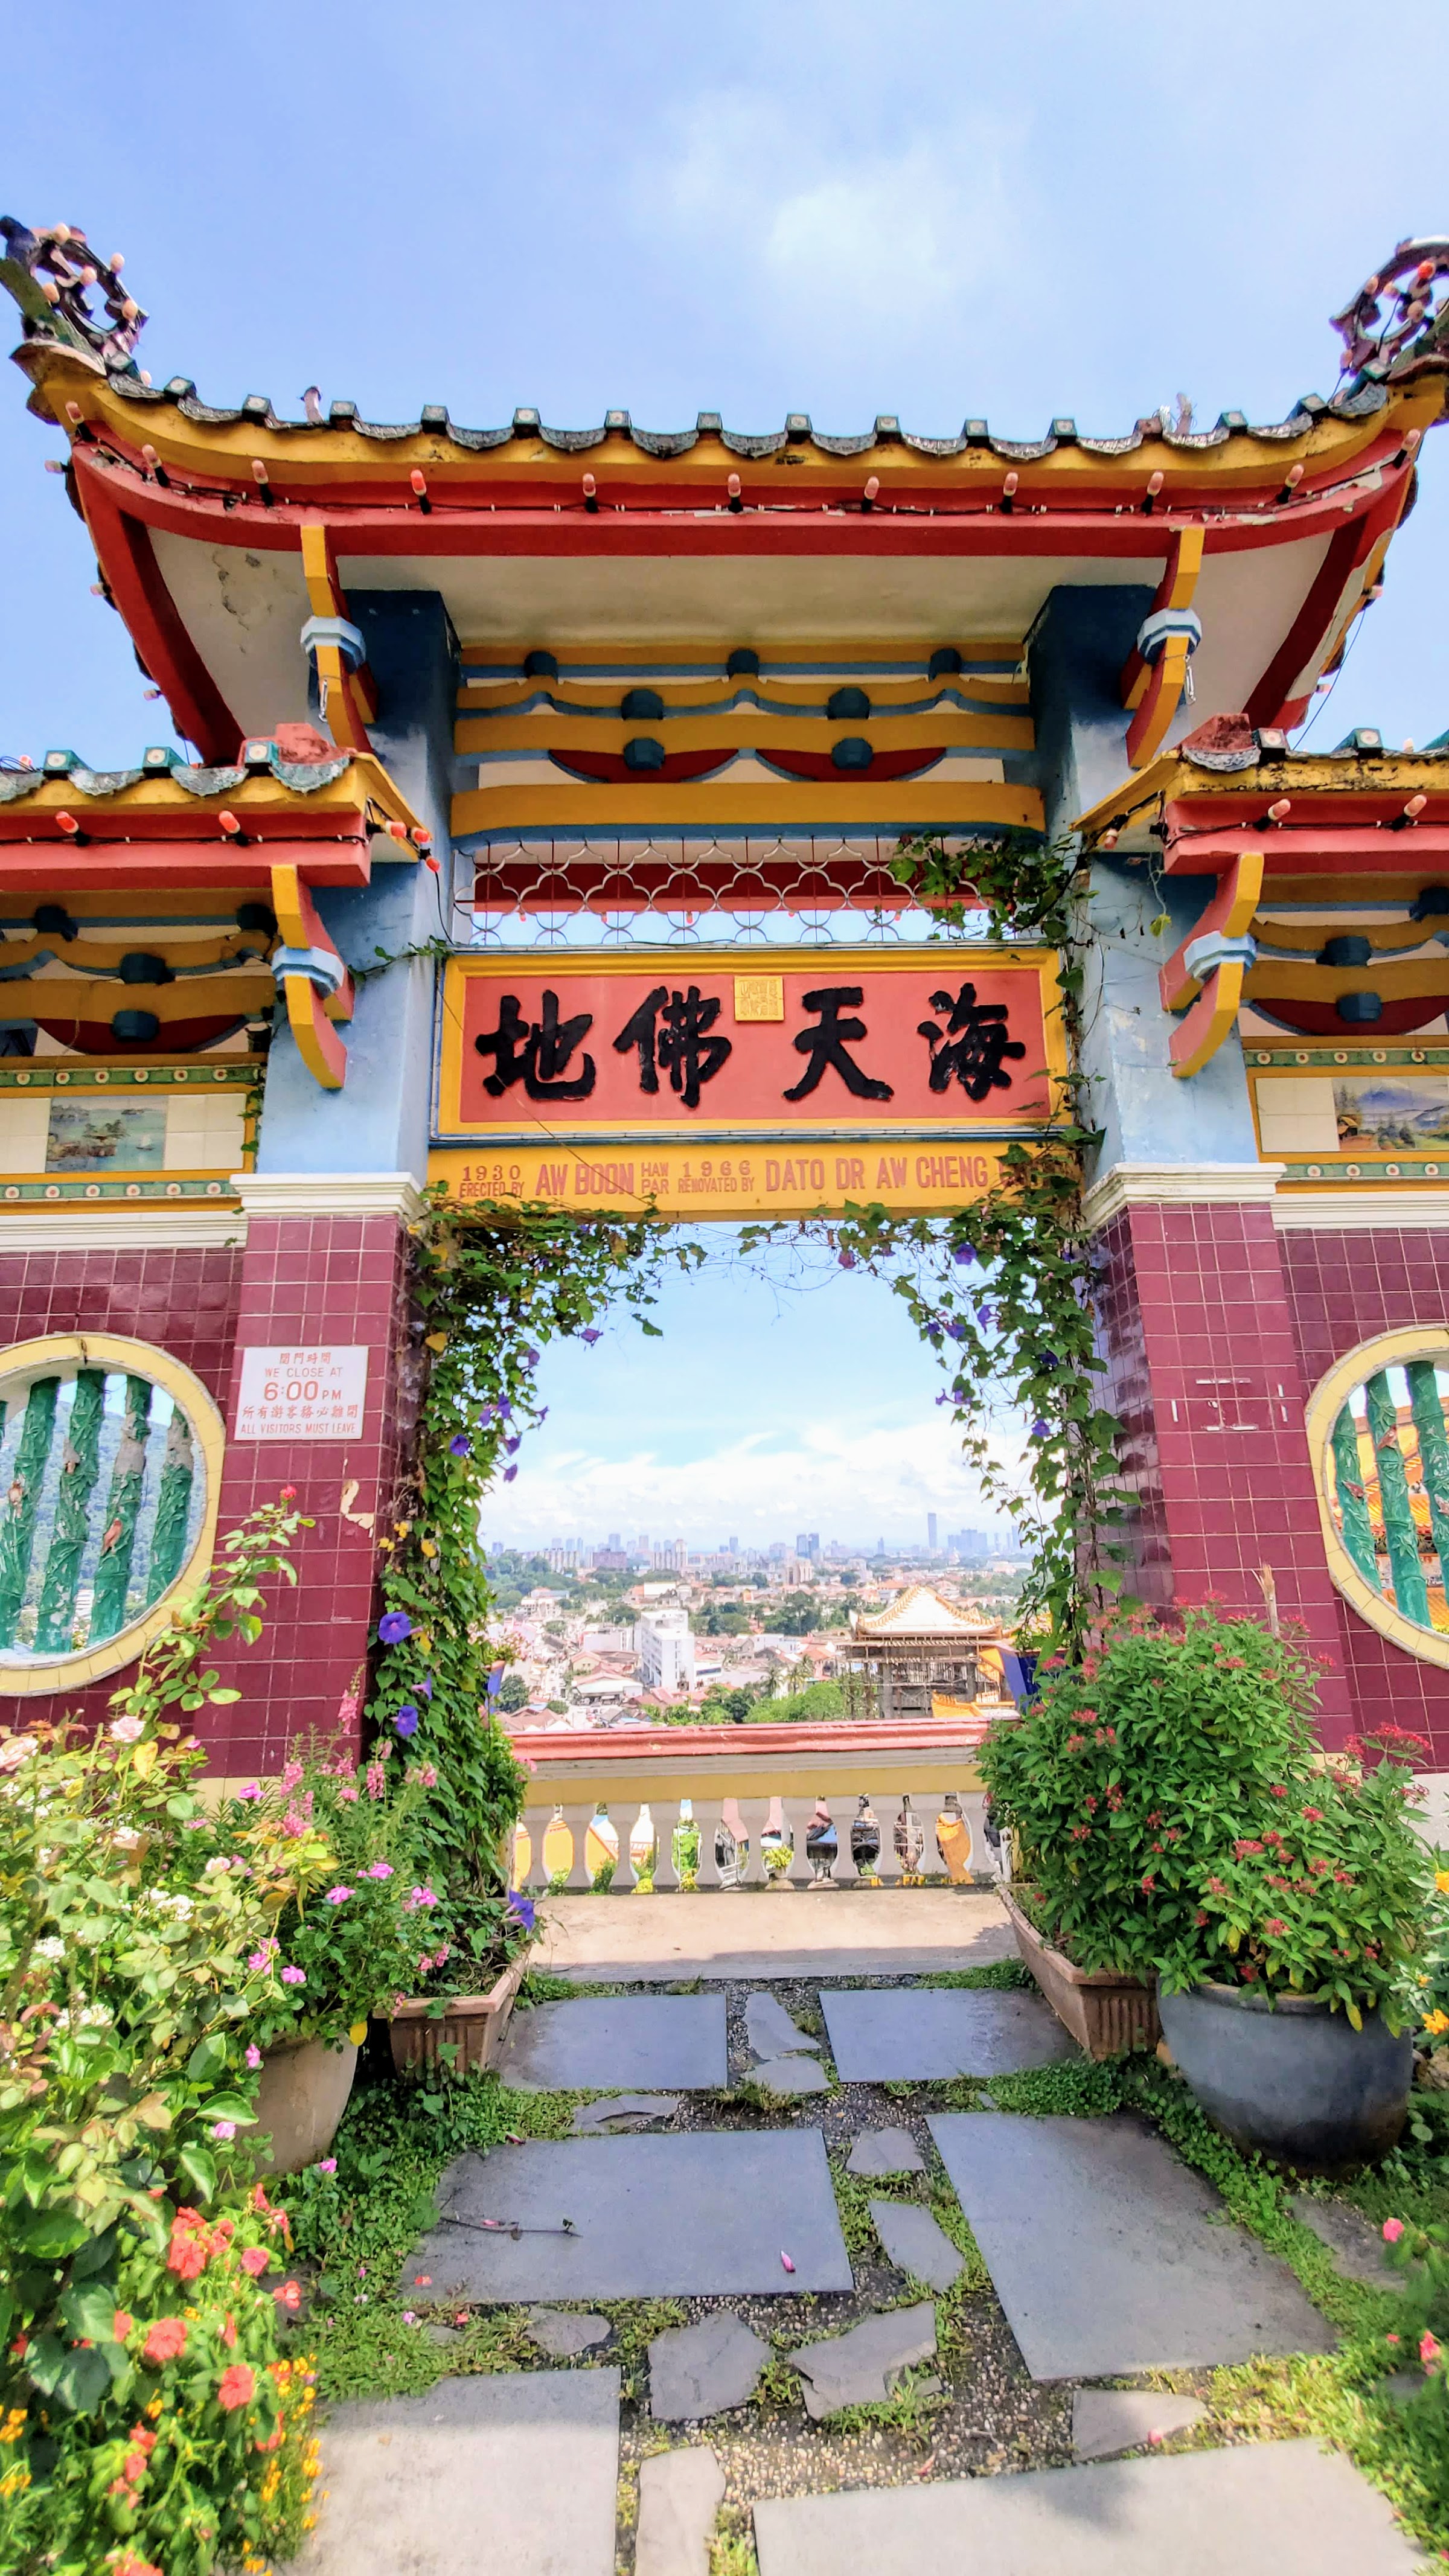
[980,1607,1435,2162]
[219,1737,541,2102]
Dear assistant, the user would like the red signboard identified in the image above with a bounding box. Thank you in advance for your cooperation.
[438,949,1061,1137]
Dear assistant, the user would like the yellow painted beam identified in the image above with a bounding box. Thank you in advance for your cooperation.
[22,971,275,1019]
[1245,957,1449,1004]
[459,637,1030,671]
[458,674,1031,712]
[451,782,1044,837]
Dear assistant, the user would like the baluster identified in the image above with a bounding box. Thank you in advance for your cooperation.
[827,1798,857,1884]
[89,1374,154,1641]
[734,1798,770,1885]
[34,1369,106,1652]
[691,1798,726,1888]
[780,1797,814,1887]
[0,1375,60,1648]
[621,1801,655,1891]
[560,1803,598,1892]
[653,1798,682,1892]
[522,1804,556,1893]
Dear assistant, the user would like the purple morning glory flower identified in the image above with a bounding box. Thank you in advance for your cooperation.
[935,1391,952,1407]
[449,1434,473,1457]
[953,1244,974,1265]
[581,1328,601,1344]
[504,1465,517,1481]
[525,1347,539,1366]
[497,1399,511,1420]
[1031,1418,1051,1439]
[377,1611,412,1646]
[976,1304,994,1328]
[480,1404,495,1425]
[837,1251,855,1270]
[504,1436,520,1455]
[507,1891,537,1932]
[537,1407,548,1423]
[395,1705,419,1737]
[947,1320,968,1341]
[419,1675,433,1700]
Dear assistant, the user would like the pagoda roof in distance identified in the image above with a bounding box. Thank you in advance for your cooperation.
[852,1584,1002,1641]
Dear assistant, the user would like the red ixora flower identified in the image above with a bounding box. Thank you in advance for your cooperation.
[1070,1824,1092,1841]
[217,2363,256,2412]
[1140,1873,1157,1893]
[1267,1785,1288,1799]
[1065,1733,1086,1753]
[1207,1875,1229,1895]
[1301,1807,1324,1823]
[1233,1840,1265,1859]
[142,2316,188,2365]
[1262,1918,1288,1937]
[166,2209,211,2281]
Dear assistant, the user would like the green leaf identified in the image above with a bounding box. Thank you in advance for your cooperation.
[25,2332,66,2396]
[177,2143,217,2202]
[60,2281,118,2344]
[15,2208,90,2260]
[200,2094,258,2124]
[54,2344,114,2416]
[187,2033,229,2082]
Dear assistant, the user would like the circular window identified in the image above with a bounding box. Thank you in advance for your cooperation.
[0,1334,224,1695]
[1306,1326,1449,1668]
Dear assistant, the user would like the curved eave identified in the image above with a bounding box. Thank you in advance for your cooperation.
[16,339,1444,508]
[0,756,420,836]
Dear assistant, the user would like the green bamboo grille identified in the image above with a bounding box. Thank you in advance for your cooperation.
[0,1365,205,1660]
[1326,1360,1449,1634]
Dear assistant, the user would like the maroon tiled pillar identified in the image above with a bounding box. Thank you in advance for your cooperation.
[206,1176,424,1779]
[1090,1178,1353,1740]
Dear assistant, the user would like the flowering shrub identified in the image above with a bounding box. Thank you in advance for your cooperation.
[1378,2211,1449,2427]
[214,1739,528,2046]
[979,1604,1433,2019]
[0,1502,319,2571]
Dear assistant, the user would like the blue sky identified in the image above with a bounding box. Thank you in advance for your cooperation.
[3,1,1446,1543]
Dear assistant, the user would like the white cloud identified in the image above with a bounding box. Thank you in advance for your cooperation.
[487,1410,1026,1550]
[645,90,1030,356]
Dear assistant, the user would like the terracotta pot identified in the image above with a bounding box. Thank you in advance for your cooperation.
[1157,1981,1412,2172]
[1003,1889,1161,2060]
[253,2033,359,2176]
[389,1951,528,2079]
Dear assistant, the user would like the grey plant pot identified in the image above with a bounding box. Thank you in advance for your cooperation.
[1157,1981,1412,2173]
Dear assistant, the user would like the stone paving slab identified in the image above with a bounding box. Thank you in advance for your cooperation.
[571,2094,680,2133]
[409,2133,854,2300]
[524,2306,612,2357]
[536,1888,1014,1981]
[637,2446,726,2576]
[496,1995,727,2091]
[752,2438,1418,2576]
[1290,2196,1401,2285]
[845,2126,924,2177]
[928,2114,1334,2379]
[746,1993,820,2058]
[649,2313,770,2419]
[869,2197,964,2291]
[822,1986,1074,2080]
[750,2056,831,2098]
[295,2369,619,2576]
[787,2301,937,2421]
[1072,2387,1207,2459]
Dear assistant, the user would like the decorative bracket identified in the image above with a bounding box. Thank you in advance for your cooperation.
[298,523,377,752]
[1121,525,1204,770]
[1159,849,1264,1079]
[269,861,354,1090]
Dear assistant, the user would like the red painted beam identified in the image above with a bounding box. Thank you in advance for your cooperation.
[0,838,372,893]
[77,471,243,763]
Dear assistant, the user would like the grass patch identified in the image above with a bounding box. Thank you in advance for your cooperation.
[595,2298,686,2399]
[517,1969,578,2004]
[822,2363,945,2440]
[709,2516,759,2576]
[919,1958,1030,1991]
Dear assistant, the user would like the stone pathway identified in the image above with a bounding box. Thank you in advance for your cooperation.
[497,1993,728,2090]
[300,1958,1427,2574]
[930,2111,1333,2376]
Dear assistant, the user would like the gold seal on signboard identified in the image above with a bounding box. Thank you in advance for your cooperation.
[733,975,784,1021]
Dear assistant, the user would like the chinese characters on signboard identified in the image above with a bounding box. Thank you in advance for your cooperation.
[234,1346,369,1440]
[449,959,1048,1131]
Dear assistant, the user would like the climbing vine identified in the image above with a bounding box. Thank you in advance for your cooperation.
[364,1202,703,1888]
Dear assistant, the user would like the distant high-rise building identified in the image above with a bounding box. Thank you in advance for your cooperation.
[607,1531,621,1550]
[795,1532,819,1560]
[927,1512,938,1551]
[875,1536,886,1558]
[728,1535,739,1554]
[948,1527,990,1561]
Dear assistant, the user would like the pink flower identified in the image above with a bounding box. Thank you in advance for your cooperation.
[325,1885,353,1905]
[403,1885,438,1911]
[211,2120,237,2141]
[142,2316,188,2364]
[281,1760,304,1792]
[246,2044,261,2069]
[338,1783,359,1803]
[315,2158,337,2175]
[366,1860,394,1879]
[109,1715,145,1744]
[1421,2332,1442,2371]
[217,2363,255,2412]
[280,1965,305,1986]
[1383,2219,1406,2243]
[365,1763,386,1800]
[240,2248,270,2277]
[235,1782,263,1801]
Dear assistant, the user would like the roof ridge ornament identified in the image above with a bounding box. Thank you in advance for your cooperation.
[0,217,146,372]
[1332,240,1449,387]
